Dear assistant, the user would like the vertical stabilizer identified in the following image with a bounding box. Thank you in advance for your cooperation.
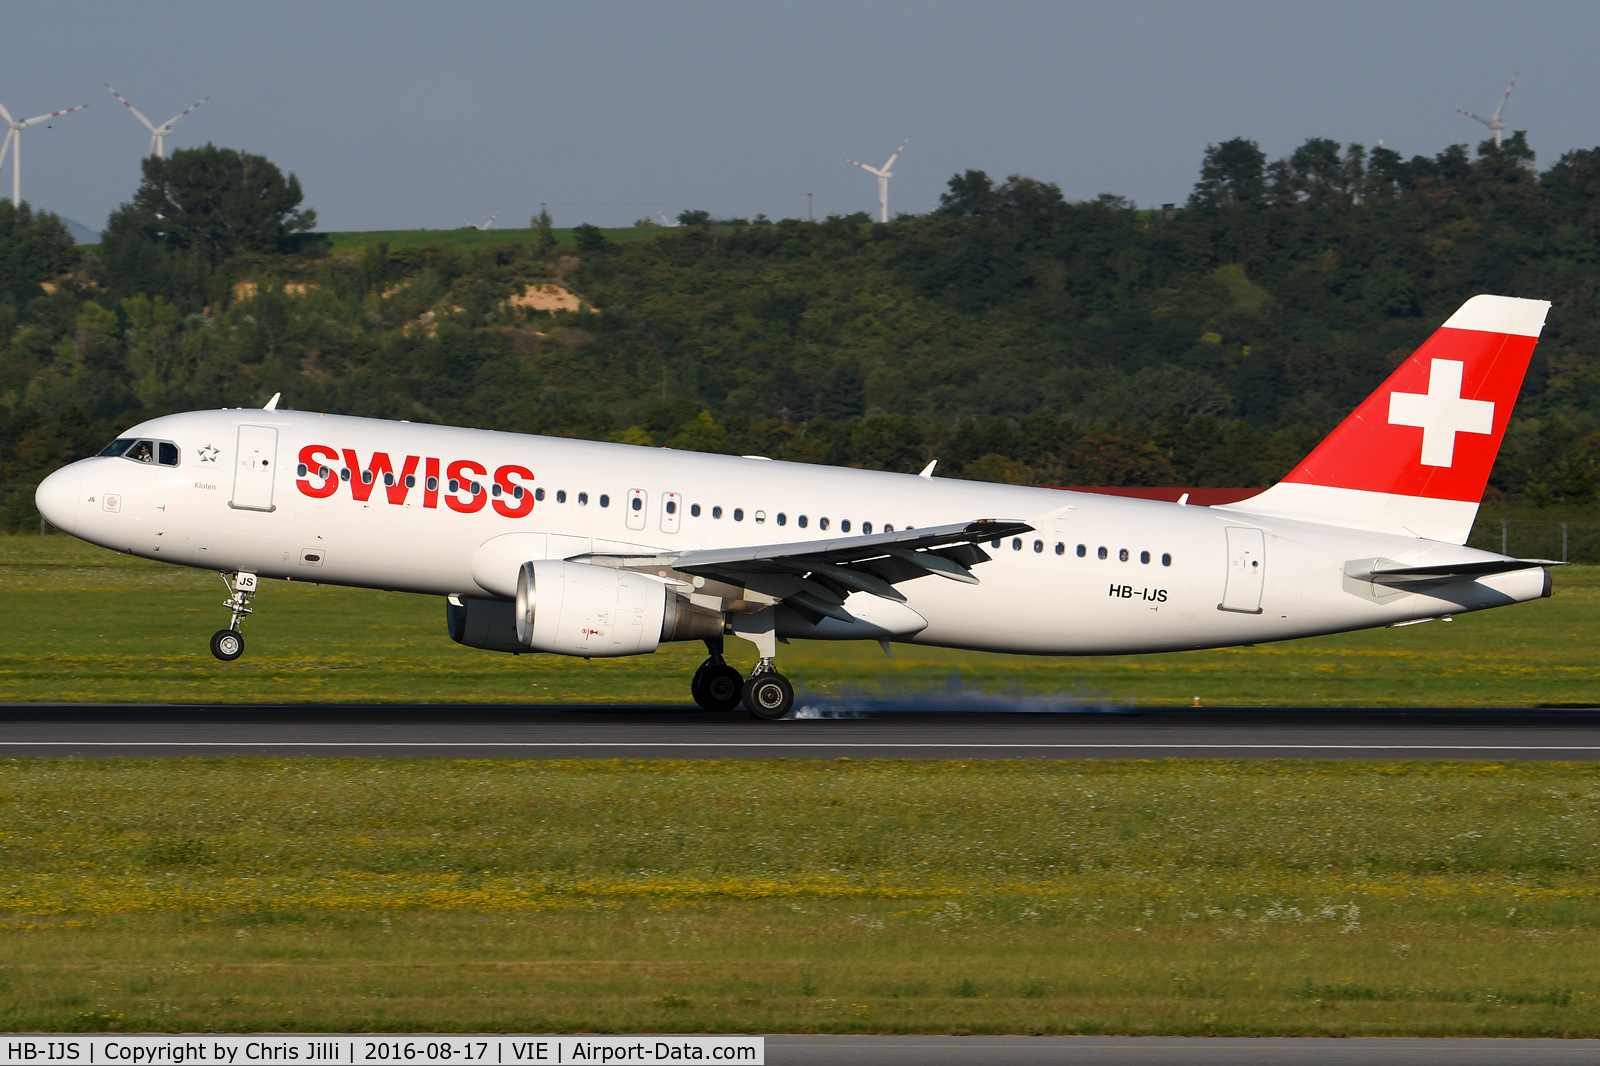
[1218,294,1550,543]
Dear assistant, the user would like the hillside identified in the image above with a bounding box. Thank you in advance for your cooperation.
[1,133,1598,534]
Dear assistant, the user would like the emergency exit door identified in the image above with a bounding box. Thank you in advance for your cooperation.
[1219,526,1265,613]
[230,425,279,512]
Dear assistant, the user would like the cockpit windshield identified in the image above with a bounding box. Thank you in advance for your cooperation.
[98,439,135,457]
[126,440,156,464]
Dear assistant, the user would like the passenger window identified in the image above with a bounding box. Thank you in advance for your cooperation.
[1162,553,1173,567]
[820,517,830,531]
[796,515,806,528]
[754,510,765,524]
[513,485,524,499]
[556,490,567,503]
[884,524,893,532]
[1055,542,1064,555]
[1140,550,1150,564]
[319,465,330,478]
[1033,540,1043,553]
[599,494,610,507]
[666,500,677,515]
[1076,544,1086,557]
[341,468,351,481]
[631,496,643,511]
[862,522,872,534]
[158,442,179,466]
[534,487,545,501]
[125,440,155,464]
[297,463,308,477]
[448,479,460,492]
[691,504,701,517]
[1119,548,1129,562]
[841,519,851,532]
[471,481,482,496]
[427,476,439,491]
[362,470,374,484]
[491,483,502,497]
[776,513,787,526]
[384,472,395,487]
[578,492,588,505]
[406,474,416,489]
[1097,546,1107,560]
[1012,538,1022,551]
[733,508,744,521]
[713,506,723,519]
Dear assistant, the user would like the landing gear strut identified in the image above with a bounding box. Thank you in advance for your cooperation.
[210,571,257,662]
[729,610,796,720]
[690,637,744,712]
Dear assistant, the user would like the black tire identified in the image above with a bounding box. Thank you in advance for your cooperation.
[210,629,244,662]
[743,671,794,720]
[693,662,745,712]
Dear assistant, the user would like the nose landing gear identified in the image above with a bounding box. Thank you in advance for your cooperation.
[210,571,257,662]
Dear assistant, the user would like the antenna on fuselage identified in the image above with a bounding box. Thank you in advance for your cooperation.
[263,392,280,411]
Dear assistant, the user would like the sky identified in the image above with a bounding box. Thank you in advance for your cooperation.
[6,1,1600,234]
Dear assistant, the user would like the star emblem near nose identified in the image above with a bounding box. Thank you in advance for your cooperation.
[199,444,219,463]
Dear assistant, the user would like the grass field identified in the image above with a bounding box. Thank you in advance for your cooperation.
[3,539,1599,1035]
[0,535,1595,707]
[0,757,1596,1035]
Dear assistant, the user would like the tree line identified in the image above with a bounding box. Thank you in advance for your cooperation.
[1,133,1598,532]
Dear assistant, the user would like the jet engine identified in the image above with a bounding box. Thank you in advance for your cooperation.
[512,560,722,657]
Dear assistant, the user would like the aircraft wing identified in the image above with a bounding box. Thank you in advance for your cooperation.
[576,518,1033,624]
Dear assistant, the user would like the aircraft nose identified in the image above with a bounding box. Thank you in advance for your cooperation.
[35,465,81,535]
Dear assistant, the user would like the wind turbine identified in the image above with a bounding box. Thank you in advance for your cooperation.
[1458,73,1517,149]
[464,212,498,230]
[104,84,209,158]
[656,209,680,227]
[0,100,88,207]
[845,136,909,223]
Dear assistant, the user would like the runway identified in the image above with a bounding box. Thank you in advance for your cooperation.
[1,702,1598,758]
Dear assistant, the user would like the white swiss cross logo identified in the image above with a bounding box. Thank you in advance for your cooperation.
[1387,358,1495,468]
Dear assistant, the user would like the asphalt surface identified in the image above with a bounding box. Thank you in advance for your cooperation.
[1,702,1598,758]
[762,1035,1600,1064]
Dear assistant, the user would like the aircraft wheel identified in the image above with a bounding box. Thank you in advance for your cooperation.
[743,671,794,720]
[692,661,745,712]
[210,629,244,662]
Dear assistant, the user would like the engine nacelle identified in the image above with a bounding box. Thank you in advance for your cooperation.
[515,560,722,657]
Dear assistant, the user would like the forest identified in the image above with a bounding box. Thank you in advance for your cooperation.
[1,133,1598,533]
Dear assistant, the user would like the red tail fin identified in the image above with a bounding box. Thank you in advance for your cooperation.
[1222,295,1549,543]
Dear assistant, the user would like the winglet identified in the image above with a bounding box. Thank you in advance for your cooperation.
[919,460,937,480]
[263,392,281,411]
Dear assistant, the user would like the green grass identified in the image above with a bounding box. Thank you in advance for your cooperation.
[0,757,1597,1035]
[1,535,1595,706]
[320,227,675,256]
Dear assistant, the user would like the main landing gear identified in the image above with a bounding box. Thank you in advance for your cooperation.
[689,628,798,720]
[690,638,745,712]
[210,571,258,662]
[742,662,794,721]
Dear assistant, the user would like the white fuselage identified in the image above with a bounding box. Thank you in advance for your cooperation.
[37,409,1548,656]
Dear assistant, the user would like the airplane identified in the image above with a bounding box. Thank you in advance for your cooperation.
[34,294,1555,720]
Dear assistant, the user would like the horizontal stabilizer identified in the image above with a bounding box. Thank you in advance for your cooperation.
[1346,557,1559,587]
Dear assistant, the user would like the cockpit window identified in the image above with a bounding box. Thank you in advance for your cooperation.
[158,442,179,466]
[125,440,156,464]
[98,439,135,457]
